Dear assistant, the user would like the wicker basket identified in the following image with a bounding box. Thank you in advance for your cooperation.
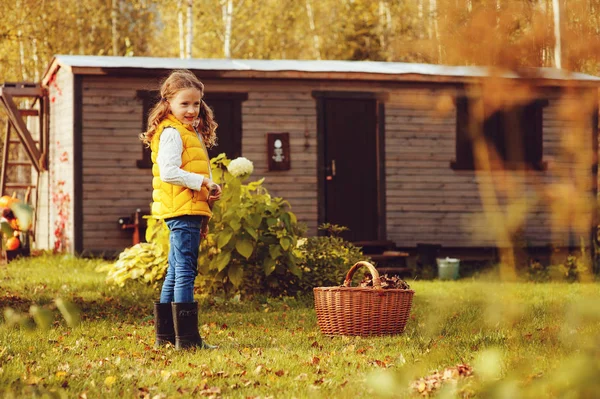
[313,261,414,336]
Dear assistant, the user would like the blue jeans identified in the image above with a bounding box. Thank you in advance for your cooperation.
[159,215,205,303]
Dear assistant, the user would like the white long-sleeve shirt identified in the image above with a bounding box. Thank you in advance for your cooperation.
[156,127,207,190]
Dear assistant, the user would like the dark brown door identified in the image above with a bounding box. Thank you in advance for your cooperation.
[322,97,378,242]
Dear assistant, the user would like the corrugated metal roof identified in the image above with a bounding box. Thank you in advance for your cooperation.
[47,55,600,82]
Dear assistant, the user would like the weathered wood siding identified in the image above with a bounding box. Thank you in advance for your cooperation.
[36,67,75,251]
[385,89,595,248]
[80,77,153,252]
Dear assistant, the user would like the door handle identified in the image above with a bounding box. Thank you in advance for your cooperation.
[326,159,336,181]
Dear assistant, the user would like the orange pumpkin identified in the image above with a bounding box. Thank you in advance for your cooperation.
[6,236,20,251]
[0,195,17,209]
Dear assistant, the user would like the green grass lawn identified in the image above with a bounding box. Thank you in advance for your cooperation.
[1,255,599,398]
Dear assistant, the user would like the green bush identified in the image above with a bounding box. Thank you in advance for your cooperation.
[198,154,305,295]
[96,240,168,288]
[524,238,591,283]
[551,254,589,282]
[295,236,364,291]
[526,259,551,282]
[294,225,366,293]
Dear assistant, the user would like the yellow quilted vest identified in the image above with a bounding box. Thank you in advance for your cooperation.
[150,114,212,219]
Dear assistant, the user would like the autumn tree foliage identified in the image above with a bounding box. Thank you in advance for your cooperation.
[2,0,600,85]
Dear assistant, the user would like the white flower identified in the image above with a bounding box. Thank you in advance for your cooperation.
[228,157,254,177]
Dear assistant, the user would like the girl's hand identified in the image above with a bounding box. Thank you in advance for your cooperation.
[207,182,222,201]
[202,177,222,201]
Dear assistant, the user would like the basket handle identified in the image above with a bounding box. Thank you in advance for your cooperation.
[342,261,381,289]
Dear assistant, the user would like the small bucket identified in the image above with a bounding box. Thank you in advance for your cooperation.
[436,257,460,280]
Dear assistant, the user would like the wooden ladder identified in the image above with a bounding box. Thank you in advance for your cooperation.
[0,82,47,203]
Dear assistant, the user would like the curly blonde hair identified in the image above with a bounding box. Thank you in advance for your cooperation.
[140,69,218,148]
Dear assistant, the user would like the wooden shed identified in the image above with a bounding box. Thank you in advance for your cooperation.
[3,55,599,257]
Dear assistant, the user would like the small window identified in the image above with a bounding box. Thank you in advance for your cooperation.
[452,95,548,171]
[136,91,248,169]
[136,90,160,169]
[203,92,248,160]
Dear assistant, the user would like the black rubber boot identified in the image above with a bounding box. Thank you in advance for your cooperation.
[171,302,218,350]
[154,302,175,347]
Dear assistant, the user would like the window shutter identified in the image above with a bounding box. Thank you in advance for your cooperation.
[522,100,545,169]
[484,108,506,161]
[136,90,160,169]
[452,96,474,169]
[203,93,248,160]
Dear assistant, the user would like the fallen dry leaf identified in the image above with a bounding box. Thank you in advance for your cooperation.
[410,363,473,397]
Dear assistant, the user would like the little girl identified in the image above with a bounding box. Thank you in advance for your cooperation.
[141,69,222,350]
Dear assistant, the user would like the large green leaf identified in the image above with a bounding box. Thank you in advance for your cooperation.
[211,152,227,165]
[0,220,14,237]
[228,263,244,287]
[213,250,231,271]
[244,225,258,240]
[246,178,265,191]
[288,261,302,278]
[280,237,292,251]
[269,244,282,259]
[263,257,276,276]
[288,212,297,225]
[10,202,34,231]
[222,207,237,219]
[246,213,262,229]
[235,238,254,259]
[280,212,291,229]
[229,219,241,232]
[217,228,234,248]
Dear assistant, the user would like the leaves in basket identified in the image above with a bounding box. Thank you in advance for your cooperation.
[359,273,411,289]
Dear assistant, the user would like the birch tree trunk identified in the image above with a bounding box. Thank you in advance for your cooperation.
[18,30,27,80]
[430,0,441,62]
[418,0,424,39]
[32,38,40,82]
[111,0,119,56]
[76,1,84,54]
[178,0,185,58]
[186,0,193,59]
[378,1,392,53]
[305,0,321,60]
[222,0,233,58]
[552,0,562,68]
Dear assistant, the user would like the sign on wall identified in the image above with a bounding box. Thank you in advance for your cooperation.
[267,132,290,171]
